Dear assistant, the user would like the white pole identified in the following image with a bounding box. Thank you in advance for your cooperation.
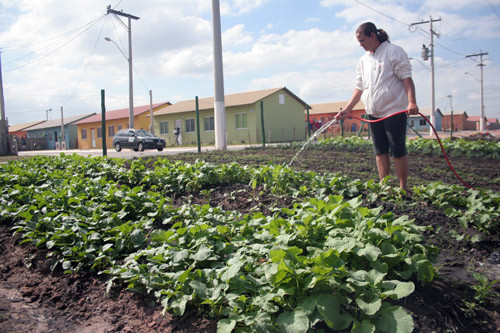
[149,90,154,134]
[212,0,227,150]
[128,16,134,129]
[479,53,485,132]
[429,17,435,136]
[60,106,65,149]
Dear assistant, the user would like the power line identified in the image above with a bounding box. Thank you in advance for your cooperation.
[5,15,107,72]
[63,16,109,106]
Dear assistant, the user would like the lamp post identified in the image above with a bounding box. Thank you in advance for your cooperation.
[105,36,134,129]
[105,6,139,129]
[45,108,52,121]
[447,95,453,138]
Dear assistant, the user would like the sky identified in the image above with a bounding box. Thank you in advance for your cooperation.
[1,0,500,125]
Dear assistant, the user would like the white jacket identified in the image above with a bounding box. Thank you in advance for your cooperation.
[355,41,412,118]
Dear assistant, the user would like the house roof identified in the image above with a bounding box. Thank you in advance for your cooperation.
[487,118,499,123]
[308,101,365,115]
[441,111,468,117]
[75,102,170,124]
[411,108,443,117]
[8,120,45,133]
[154,87,310,116]
[467,116,487,122]
[27,114,96,130]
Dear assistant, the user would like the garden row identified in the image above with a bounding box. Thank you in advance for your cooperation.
[0,146,498,332]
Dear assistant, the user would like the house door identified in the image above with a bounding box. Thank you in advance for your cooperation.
[175,119,182,145]
[91,129,96,148]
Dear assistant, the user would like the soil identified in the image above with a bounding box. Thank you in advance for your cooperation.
[1,143,499,332]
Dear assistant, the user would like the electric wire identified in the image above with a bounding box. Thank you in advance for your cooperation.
[63,15,109,106]
[5,14,107,72]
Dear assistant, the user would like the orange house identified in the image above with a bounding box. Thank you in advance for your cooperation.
[306,101,367,135]
[75,103,171,149]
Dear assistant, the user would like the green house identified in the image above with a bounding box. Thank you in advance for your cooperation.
[153,87,310,146]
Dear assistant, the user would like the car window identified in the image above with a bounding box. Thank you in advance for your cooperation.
[128,130,135,137]
[136,130,155,137]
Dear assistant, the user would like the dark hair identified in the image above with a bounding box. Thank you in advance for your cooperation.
[356,22,389,43]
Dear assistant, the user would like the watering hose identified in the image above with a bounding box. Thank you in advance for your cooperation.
[346,110,475,190]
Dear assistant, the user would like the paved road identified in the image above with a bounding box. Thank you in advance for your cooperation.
[17,144,262,159]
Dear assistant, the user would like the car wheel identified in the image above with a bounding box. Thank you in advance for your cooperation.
[138,142,145,152]
[114,142,122,152]
[157,147,163,151]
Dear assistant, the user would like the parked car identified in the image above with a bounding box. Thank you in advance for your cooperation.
[113,129,166,152]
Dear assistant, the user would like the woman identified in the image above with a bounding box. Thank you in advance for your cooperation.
[336,22,419,192]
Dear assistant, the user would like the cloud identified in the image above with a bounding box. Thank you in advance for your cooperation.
[220,0,271,15]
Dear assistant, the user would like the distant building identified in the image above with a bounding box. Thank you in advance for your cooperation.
[307,101,367,135]
[407,108,443,132]
[487,118,500,130]
[466,116,488,131]
[154,87,309,145]
[7,121,46,151]
[26,114,95,150]
[74,103,171,149]
[441,111,468,131]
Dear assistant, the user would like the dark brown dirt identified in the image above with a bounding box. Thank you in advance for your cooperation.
[1,145,499,332]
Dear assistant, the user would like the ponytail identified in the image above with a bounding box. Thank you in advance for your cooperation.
[356,22,390,43]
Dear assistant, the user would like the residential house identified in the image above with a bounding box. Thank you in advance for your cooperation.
[75,103,171,149]
[153,87,309,145]
[8,121,45,150]
[407,108,443,133]
[465,116,489,130]
[441,111,468,131]
[487,118,500,130]
[307,101,366,135]
[26,114,95,150]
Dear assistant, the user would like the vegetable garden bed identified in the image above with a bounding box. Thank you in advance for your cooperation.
[0,136,499,332]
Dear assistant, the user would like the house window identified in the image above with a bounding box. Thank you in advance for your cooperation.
[160,121,169,135]
[48,132,53,141]
[185,118,195,133]
[279,94,285,104]
[236,113,248,129]
[419,119,426,126]
[108,125,115,137]
[81,129,87,140]
[204,116,214,131]
[97,127,102,138]
[118,125,122,131]
[410,120,414,127]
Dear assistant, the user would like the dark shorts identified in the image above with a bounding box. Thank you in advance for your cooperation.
[368,113,407,158]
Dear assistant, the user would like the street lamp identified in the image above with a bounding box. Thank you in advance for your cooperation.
[45,108,52,121]
[105,36,134,129]
[409,57,430,70]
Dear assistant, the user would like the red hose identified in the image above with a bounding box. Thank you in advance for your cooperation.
[345,110,474,190]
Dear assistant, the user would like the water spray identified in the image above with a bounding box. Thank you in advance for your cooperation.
[288,110,474,190]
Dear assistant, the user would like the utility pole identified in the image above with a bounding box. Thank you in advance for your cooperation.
[60,106,65,149]
[466,51,488,132]
[106,5,139,129]
[0,49,9,155]
[212,0,227,150]
[149,90,154,134]
[412,16,441,136]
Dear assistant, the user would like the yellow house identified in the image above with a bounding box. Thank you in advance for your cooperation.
[75,103,171,149]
